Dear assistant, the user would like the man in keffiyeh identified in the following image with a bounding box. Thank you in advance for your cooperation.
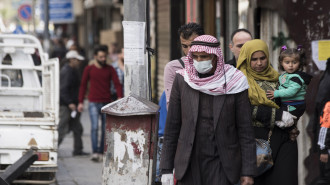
[160,35,256,185]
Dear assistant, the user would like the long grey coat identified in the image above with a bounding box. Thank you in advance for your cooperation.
[160,74,257,184]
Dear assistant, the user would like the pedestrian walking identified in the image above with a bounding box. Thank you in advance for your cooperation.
[156,22,204,183]
[50,37,67,62]
[78,46,123,162]
[58,50,89,156]
[160,35,256,185]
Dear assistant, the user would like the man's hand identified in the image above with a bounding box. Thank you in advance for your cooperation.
[320,153,329,163]
[161,174,174,185]
[77,103,84,112]
[240,176,254,185]
[68,103,76,111]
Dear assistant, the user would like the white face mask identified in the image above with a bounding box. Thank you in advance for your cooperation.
[193,58,213,74]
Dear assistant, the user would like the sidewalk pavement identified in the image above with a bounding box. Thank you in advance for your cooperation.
[53,102,103,185]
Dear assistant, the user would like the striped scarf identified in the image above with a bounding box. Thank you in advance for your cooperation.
[177,35,249,96]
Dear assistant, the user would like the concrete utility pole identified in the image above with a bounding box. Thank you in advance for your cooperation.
[32,0,36,34]
[225,0,238,61]
[123,0,150,100]
[43,0,50,54]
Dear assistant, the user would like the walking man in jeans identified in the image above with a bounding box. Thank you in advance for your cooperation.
[78,46,123,162]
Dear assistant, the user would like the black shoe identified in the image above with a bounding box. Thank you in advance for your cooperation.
[72,151,90,156]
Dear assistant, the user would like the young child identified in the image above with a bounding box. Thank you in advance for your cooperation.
[266,45,312,120]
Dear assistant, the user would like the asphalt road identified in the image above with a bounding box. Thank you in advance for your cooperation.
[52,102,103,185]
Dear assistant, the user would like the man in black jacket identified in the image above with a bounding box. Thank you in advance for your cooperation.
[227,28,252,67]
[315,58,330,185]
[58,50,88,156]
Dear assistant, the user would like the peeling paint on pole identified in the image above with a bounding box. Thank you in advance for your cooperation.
[113,130,146,171]
[102,128,150,184]
[101,94,159,185]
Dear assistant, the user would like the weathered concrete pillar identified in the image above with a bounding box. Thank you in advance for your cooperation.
[101,94,159,185]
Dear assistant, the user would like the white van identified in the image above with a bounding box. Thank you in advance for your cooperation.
[0,34,59,184]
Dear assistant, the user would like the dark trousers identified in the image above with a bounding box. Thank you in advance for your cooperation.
[177,163,231,185]
[281,103,306,119]
[315,156,330,185]
[58,105,83,154]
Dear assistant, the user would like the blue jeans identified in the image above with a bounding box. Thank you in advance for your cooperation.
[88,102,107,154]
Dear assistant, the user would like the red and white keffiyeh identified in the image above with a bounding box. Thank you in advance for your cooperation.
[177,35,249,95]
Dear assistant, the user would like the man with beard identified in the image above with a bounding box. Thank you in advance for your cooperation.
[78,45,123,162]
[164,23,204,109]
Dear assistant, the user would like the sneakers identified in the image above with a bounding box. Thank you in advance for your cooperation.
[91,153,99,162]
[72,151,90,157]
[91,153,103,162]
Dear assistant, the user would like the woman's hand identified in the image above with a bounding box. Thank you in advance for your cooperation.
[266,90,275,100]
[289,127,300,141]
